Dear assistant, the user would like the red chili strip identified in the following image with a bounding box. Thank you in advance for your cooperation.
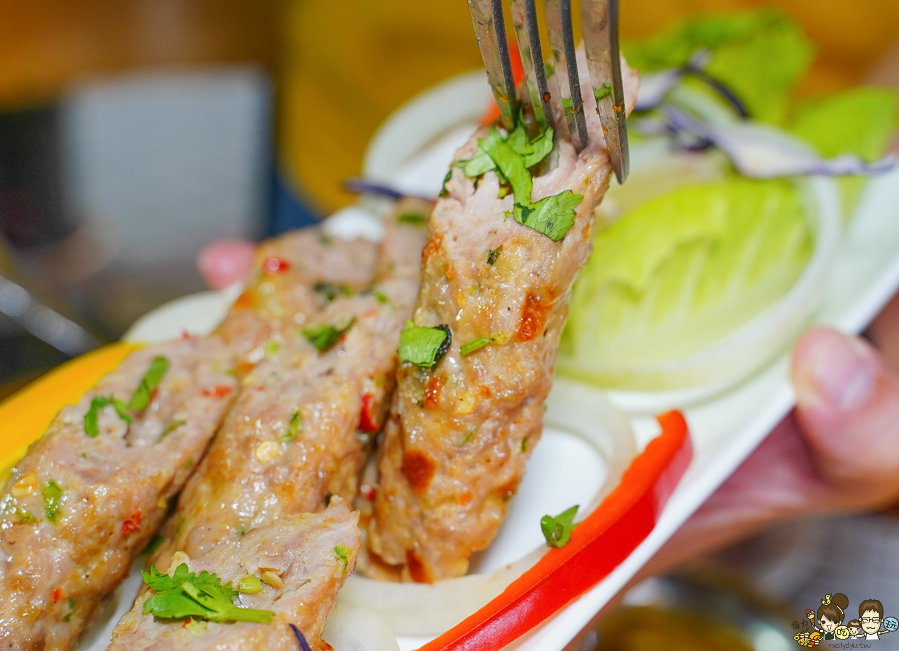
[202,385,233,398]
[359,393,380,433]
[418,410,692,651]
[263,257,291,275]
[121,510,142,535]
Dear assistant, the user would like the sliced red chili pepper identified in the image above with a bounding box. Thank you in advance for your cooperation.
[263,257,291,275]
[121,510,142,535]
[202,385,233,398]
[419,410,692,651]
[480,38,526,125]
[359,393,380,433]
[52,588,62,602]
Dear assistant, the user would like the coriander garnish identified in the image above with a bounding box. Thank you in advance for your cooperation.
[540,505,579,548]
[302,318,356,353]
[397,322,451,367]
[129,357,170,411]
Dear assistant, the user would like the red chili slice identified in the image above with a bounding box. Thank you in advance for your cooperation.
[263,257,291,274]
[121,510,142,535]
[202,385,233,398]
[52,588,62,602]
[359,393,380,433]
[418,410,692,651]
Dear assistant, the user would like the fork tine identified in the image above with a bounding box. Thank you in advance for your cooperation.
[544,0,588,150]
[509,0,555,133]
[468,0,521,131]
[581,0,630,182]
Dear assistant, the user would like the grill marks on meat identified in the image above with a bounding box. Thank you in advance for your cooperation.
[107,499,359,651]
[151,202,428,573]
[0,337,237,650]
[368,60,640,582]
[216,228,378,369]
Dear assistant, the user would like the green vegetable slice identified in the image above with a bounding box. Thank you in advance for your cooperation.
[460,337,491,356]
[334,543,352,574]
[129,357,170,411]
[158,420,186,442]
[142,564,274,624]
[541,505,579,548]
[279,411,302,443]
[42,480,64,524]
[398,322,451,367]
[84,395,133,437]
[302,318,356,353]
[561,178,813,380]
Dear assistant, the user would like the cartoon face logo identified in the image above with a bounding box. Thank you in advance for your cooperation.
[862,610,883,635]
[835,625,850,640]
[819,616,837,633]
[885,616,899,632]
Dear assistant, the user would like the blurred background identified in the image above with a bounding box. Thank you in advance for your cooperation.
[1,2,898,648]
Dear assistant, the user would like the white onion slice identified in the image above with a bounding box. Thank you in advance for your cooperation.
[322,601,401,651]
[338,382,636,636]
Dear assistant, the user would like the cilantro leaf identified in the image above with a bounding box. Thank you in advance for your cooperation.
[459,147,496,177]
[84,395,133,437]
[481,129,533,205]
[541,505,579,548]
[460,336,491,356]
[42,480,64,524]
[515,191,583,241]
[302,318,356,353]
[279,411,302,444]
[398,321,451,367]
[141,564,273,624]
[507,123,555,168]
[129,357,170,411]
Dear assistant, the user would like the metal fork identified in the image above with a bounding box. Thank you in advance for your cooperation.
[468,0,629,183]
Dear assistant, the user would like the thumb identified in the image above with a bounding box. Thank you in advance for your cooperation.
[792,327,899,508]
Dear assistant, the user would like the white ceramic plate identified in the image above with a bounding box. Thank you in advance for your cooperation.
[88,73,899,650]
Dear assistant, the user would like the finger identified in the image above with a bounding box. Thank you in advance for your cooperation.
[867,291,899,373]
[642,413,826,575]
[792,327,899,507]
[197,239,255,290]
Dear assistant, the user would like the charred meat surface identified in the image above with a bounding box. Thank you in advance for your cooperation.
[367,60,640,582]
[107,499,359,651]
[0,337,237,650]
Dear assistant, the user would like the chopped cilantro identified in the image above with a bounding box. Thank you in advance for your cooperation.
[334,543,352,574]
[541,505,579,548]
[397,212,428,226]
[398,322,451,367]
[302,318,356,353]
[129,357,170,411]
[84,395,132,437]
[514,190,583,241]
[373,290,389,305]
[594,83,612,101]
[42,480,64,524]
[460,336,491,356]
[62,598,76,622]
[141,563,274,624]
[457,427,477,447]
[15,507,38,524]
[487,246,502,265]
[279,411,302,443]
[158,420,186,442]
[263,339,279,357]
[460,121,581,241]
[439,169,452,197]
[314,281,353,302]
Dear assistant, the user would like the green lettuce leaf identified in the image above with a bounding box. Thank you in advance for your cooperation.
[624,9,814,125]
[560,178,813,382]
[790,87,899,217]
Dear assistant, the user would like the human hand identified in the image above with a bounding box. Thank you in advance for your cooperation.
[646,293,899,575]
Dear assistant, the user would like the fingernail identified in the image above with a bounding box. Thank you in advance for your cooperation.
[808,334,877,410]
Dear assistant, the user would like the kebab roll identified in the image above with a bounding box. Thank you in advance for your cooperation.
[0,337,237,649]
[368,59,640,582]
